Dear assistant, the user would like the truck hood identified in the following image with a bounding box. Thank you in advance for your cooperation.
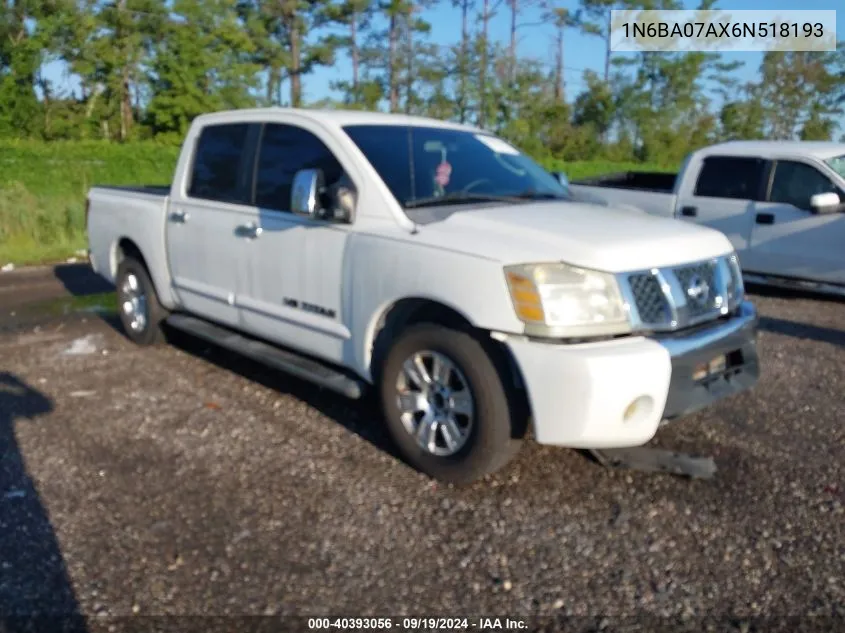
[414,201,734,272]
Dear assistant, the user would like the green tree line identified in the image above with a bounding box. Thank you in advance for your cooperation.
[1,0,844,165]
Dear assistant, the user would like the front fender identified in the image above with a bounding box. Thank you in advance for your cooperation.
[346,234,522,381]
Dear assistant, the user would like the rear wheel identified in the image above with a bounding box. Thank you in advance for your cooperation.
[379,324,522,484]
[115,256,168,346]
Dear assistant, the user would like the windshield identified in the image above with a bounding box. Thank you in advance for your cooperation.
[342,124,570,208]
[825,154,845,180]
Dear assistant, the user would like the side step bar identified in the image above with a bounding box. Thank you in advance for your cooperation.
[165,314,365,399]
[743,272,845,298]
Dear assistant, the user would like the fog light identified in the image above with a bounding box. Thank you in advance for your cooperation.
[623,395,654,422]
[692,363,708,381]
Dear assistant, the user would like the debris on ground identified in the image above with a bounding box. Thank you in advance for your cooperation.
[70,390,97,398]
[589,447,718,479]
[1,263,14,272]
[62,334,100,356]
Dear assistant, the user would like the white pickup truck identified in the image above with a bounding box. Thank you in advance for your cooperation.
[565,141,845,296]
[87,108,759,484]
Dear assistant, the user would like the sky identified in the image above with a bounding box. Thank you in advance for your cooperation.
[42,0,843,114]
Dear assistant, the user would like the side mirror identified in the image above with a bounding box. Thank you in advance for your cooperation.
[552,171,570,189]
[810,191,842,214]
[291,168,324,218]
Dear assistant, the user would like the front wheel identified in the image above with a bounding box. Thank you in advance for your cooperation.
[379,324,522,484]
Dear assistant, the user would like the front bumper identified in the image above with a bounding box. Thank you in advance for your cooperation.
[504,300,759,448]
[659,301,759,421]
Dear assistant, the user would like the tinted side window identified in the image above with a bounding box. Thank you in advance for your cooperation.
[255,124,343,212]
[693,156,763,200]
[188,123,251,203]
[769,161,837,210]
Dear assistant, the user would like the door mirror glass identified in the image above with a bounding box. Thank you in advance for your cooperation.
[809,191,842,214]
[324,174,357,224]
[291,168,324,218]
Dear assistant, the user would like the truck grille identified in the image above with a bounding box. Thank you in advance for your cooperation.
[622,254,742,332]
[628,273,671,324]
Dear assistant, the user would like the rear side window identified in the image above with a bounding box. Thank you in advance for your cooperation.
[255,124,344,212]
[693,156,764,200]
[188,123,251,203]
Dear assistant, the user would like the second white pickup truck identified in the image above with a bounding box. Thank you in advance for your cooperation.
[87,108,760,484]
[565,141,845,296]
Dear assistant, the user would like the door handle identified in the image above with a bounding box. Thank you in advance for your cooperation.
[755,213,775,225]
[235,222,263,239]
[680,206,697,217]
[169,209,189,223]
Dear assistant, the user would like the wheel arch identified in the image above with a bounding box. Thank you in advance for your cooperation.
[366,296,531,439]
[112,237,148,277]
[111,237,176,309]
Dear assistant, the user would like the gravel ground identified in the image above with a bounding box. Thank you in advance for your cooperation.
[0,272,843,630]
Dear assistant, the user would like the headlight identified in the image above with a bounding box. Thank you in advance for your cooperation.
[504,262,631,337]
[727,252,745,305]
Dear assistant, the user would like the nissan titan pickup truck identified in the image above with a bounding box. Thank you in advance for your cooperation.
[87,108,760,484]
[565,141,845,297]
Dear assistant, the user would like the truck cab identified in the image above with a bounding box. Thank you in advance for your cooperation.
[568,141,845,296]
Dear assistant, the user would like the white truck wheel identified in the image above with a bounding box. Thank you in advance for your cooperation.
[115,256,168,346]
[379,323,522,484]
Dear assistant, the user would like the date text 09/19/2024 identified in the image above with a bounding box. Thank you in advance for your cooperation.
[307,617,528,630]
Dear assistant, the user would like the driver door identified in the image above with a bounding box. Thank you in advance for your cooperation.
[236,122,353,366]
[744,159,845,285]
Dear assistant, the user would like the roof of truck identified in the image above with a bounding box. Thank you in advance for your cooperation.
[698,140,845,161]
[193,107,484,134]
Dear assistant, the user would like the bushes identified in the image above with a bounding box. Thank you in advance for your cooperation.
[0,140,676,265]
[539,158,675,180]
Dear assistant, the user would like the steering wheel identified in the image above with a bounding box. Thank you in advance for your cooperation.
[461,178,493,193]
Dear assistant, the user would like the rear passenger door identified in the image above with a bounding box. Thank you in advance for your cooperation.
[674,155,767,262]
[168,122,259,328]
[743,159,845,285]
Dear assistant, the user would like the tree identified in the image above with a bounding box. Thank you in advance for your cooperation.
[755,51,844,140]
[0,0,45,137]
[543,5,579,103]
[73,0,167,141]
[239,0,339,108]
[718,83,765,141]
[578,0,677,83]
[147,0,260,137]
[326,0,375,106]
[572,70,614,138]
[451,0,474,122]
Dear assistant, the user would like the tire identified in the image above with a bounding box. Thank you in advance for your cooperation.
[115,256,168,346]
[379,323,522,484]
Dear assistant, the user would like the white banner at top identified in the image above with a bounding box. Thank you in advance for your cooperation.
[610,10,837,52]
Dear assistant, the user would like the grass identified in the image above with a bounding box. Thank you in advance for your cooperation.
[0,140,675,266]
[11,291,117,324]
[0,140,179,265]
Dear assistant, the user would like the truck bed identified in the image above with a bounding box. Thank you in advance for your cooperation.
[571,171,678,193]
[86,184,173,301]
[94,185,171,196]
[568,171,679,218]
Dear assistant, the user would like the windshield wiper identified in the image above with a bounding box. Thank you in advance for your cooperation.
[511,190,568,200]
[404,192,524,208]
